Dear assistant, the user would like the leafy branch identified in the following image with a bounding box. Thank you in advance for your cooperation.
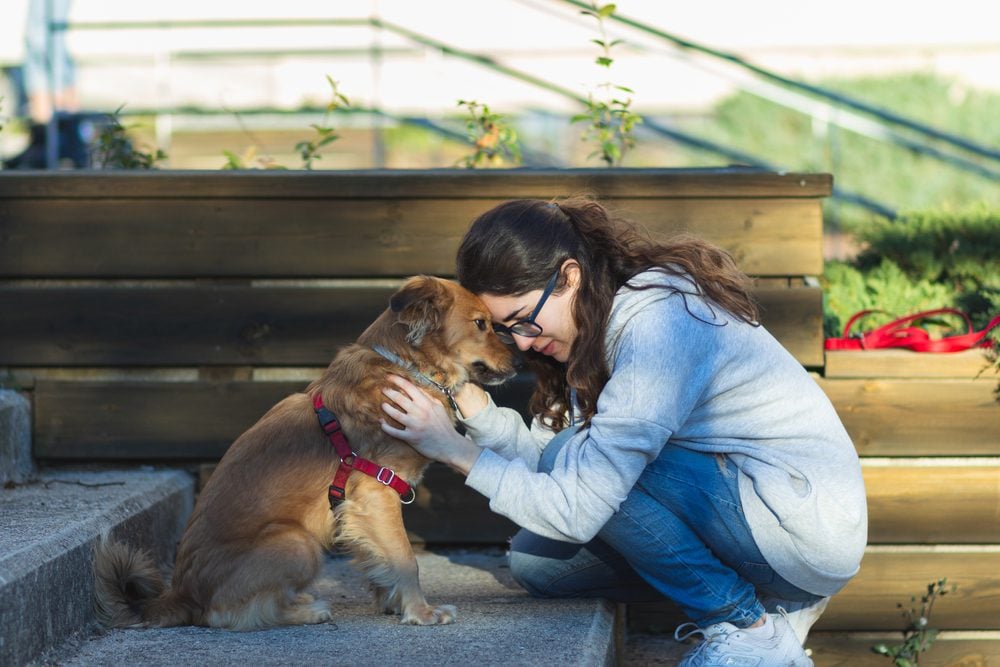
[872,579,957,666]
[571,2,642,166]
[296,75,350,170]
[93,105,167,170]
[455,99,521,168]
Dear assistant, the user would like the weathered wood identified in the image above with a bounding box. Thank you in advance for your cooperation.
[819,378,1000,456]
[0,284,392,367]
[863,464,1000,543]
[826,349,995,379]
[627,549,1000,631]
[0,197,821,278]
[33,380,302,460]
[806,634,1000,667]
[624,631,1000,667]
[33,377,534,460]
[2,284,822,367]
[0,169,834,199]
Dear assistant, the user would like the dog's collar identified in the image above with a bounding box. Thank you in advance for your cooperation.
[372,345,462,416]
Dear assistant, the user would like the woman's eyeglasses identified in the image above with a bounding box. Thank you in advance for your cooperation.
[492,270,560,344]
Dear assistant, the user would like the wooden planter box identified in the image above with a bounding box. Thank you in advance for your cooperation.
[5,168,998,632]
[0,167,829,464]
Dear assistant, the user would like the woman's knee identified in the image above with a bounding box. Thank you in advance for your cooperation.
[508,548,554,598]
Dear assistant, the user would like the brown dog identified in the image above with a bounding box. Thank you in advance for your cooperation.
[94,276,516,630]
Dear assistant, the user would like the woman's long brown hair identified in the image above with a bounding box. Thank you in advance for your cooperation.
[456,195,758,431]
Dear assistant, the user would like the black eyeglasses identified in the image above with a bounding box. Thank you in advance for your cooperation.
[492,270,560,344]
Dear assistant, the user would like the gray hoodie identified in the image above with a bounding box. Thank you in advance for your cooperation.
[462,269,867,596]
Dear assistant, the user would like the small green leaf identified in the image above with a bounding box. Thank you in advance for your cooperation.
[596,56,613,67]
[598,4,617,18]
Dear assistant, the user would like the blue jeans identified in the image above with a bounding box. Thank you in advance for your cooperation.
[508,428,822,628]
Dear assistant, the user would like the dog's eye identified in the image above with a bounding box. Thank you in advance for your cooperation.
[474,319,487,331]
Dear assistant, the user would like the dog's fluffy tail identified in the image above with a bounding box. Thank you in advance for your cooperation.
[93,538,189,628]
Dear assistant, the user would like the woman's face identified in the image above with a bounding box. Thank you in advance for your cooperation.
[479,261,580,363]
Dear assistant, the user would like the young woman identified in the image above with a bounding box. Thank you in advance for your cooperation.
[380,197,867,666]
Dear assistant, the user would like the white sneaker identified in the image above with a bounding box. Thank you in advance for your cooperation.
[759,596,830,645]
[675,612,814,667]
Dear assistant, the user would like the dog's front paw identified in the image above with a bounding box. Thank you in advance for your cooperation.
[400,603,457,626]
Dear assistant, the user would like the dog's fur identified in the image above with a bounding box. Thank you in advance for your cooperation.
[93,276,516,630]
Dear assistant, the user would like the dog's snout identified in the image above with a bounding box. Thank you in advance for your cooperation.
[472,360,517,386]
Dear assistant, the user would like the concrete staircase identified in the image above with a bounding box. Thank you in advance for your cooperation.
[1,466,620,667]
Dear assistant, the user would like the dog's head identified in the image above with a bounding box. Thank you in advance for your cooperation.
[390,276,517,387]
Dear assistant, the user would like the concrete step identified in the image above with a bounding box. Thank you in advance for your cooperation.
[4,465,618,667]
[37,549,619,667]
[0,468,194,667]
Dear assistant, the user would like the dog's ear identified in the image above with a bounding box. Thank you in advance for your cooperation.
[390,276,452,345]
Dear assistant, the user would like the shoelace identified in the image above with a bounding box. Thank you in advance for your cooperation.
[673,622,733,660]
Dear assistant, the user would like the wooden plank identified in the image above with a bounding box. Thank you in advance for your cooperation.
[0,169,834,199]
[826,349,995,379]
[0,197,821,278]
[33,380,302,460]
[819,378,1000,456]
[0,284,391,367]
[624,631,1000,667]
[862,464,1000,543]
[757,285,823,367]
[2,284,821,367]
[627,549,1000,632]
[807,633,1000,667]
[622,198,823,276]
[33,376,535,460]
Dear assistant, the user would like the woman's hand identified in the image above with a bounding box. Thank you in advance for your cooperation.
[380,375,482,475]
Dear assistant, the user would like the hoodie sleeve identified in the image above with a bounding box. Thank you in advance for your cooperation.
[465,292,720,542]
[459,392,553,468]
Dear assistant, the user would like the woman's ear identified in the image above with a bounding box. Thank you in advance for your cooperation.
[560,259,582,289]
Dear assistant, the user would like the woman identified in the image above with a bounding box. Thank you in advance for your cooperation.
[380,197,866,666]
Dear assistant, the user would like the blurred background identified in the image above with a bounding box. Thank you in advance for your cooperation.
[1,0,998,231]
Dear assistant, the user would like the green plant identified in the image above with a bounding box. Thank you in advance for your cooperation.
[571,2,643,166]
[94,106,167,169]
[822,259,957,338]
[824,206,1000,334]
[673,73,1000,229]
[221,146,286,170]
[295,75,350,170]
[872,579,957,666]
[455,99,521,168]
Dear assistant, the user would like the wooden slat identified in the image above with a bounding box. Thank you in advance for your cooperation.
[33,377,534,460]
[826,349,995,379]
[621,198,822,276]
[624,631,1000,667]
[806,634,1000,667]
[819,378,1000,456]
[627,549,1000,631]
[33,380,302,460]
[2,284,821,367]
[0,169,834,199]
[862,464,1000,543]
[757,285,823,367]
[0,285,390,367]
[0,197,821,278]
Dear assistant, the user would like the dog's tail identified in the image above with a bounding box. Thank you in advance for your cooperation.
[93,538,191,628]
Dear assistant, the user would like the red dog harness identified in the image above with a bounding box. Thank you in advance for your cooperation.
[312,393,416,509]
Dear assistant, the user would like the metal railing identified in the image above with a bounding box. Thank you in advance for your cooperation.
[32,7,996,219]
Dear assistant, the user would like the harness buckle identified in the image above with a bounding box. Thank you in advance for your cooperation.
[376,467,396,486]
